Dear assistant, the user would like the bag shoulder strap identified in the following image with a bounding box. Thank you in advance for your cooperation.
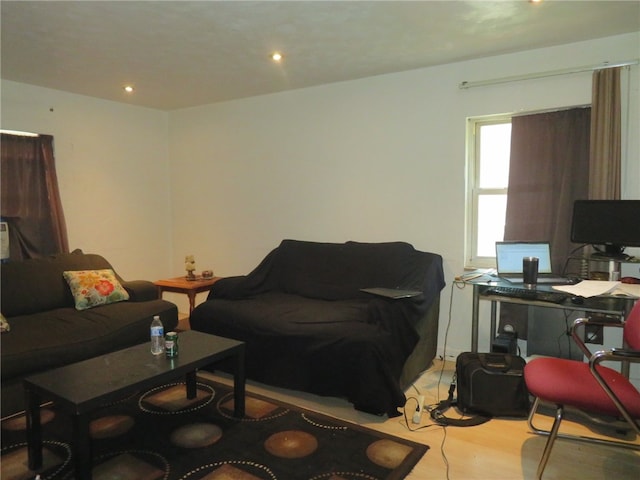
[429,376,491,427]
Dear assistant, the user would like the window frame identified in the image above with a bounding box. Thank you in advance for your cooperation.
[465,114,512,269]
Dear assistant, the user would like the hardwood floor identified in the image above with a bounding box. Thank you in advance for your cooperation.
[204,358,639,479]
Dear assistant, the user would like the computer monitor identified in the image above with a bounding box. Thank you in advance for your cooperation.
[570,200,640,258]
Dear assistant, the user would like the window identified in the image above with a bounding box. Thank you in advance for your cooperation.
[465,115,512,268]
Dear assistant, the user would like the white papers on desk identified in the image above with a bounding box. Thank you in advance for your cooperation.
[553,280,640,298]
[616,283,640,298]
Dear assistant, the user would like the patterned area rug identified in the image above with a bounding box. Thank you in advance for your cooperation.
[1,377,428,479]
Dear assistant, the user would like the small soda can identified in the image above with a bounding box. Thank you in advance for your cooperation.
[165,331,179,357]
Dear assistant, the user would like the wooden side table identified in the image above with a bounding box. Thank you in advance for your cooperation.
[154,276,221,316]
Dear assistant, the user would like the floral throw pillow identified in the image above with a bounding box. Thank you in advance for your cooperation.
[0,313,9,333]
[63,269,130,311]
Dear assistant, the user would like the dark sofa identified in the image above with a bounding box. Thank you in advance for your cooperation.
[190,239,445,416]
[0,249,178,417]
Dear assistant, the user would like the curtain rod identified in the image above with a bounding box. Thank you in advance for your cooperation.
[0,129,39,137]
[459,59,639,90]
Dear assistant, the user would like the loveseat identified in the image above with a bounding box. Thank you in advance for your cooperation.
[0,249,178,417]
[190,239,445,416]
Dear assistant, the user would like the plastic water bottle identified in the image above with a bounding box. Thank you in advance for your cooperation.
[150,315,164,355]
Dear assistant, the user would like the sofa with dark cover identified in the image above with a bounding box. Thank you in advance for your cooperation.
[190,239,445,416]
[0,249,178,417]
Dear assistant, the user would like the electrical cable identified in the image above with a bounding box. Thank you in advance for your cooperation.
[440,424,450,480]
[405,278,529,479]
[401,395,442,432]
[435,280,463,477]
[398,280,461,479]
[565,311,574,357]
[438,280,462,397]
[556,319,570,358]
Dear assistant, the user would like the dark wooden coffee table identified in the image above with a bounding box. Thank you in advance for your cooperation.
[24,330,245,480]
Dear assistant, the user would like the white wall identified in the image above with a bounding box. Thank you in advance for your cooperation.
[168,32,640,358]
[1,32,638,359]
[0,82,172,281]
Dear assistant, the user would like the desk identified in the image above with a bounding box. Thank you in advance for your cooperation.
[470,280,637,353]
[154,276,221,315]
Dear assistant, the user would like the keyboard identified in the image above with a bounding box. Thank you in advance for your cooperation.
[484,286,569,304]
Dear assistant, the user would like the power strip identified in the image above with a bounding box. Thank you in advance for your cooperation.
[412,395,425,424]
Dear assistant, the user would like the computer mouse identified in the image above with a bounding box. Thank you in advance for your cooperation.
[621,277,640,284]
[570,296,584,305]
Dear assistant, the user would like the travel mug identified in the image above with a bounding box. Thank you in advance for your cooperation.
[523,257,539,289]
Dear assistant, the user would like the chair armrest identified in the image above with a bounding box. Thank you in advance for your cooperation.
[592,348,640,363]
[208,275,251,299]
[571,317,624,358]
[121,280,159,302]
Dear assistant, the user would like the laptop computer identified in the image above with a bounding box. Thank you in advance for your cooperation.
[495,241,573,284]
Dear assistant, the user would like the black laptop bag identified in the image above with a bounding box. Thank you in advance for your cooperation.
[455,352,530,417]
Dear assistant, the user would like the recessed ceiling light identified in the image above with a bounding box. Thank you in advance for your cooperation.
[271,52,283,62]
[123,85,135,93]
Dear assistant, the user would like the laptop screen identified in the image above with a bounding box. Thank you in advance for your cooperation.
[495,242,553,275]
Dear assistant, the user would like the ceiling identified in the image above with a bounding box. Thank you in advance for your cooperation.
[2,1,639,110]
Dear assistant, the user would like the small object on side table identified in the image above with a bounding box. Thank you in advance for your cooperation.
[202,269,214,279]
[185,254,196,281]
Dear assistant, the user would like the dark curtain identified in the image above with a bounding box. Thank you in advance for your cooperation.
[504,108,591,265]
[500,108,591,337]
[589,67,621,200]
[1,133,69,261]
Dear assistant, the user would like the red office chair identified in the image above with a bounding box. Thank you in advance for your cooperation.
[524,300,640,479]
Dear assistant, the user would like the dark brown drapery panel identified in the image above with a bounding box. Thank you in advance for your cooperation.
[500,108,591,337]
[1,133,69,260]
[504,107,591,265]
[589,67,621,200]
